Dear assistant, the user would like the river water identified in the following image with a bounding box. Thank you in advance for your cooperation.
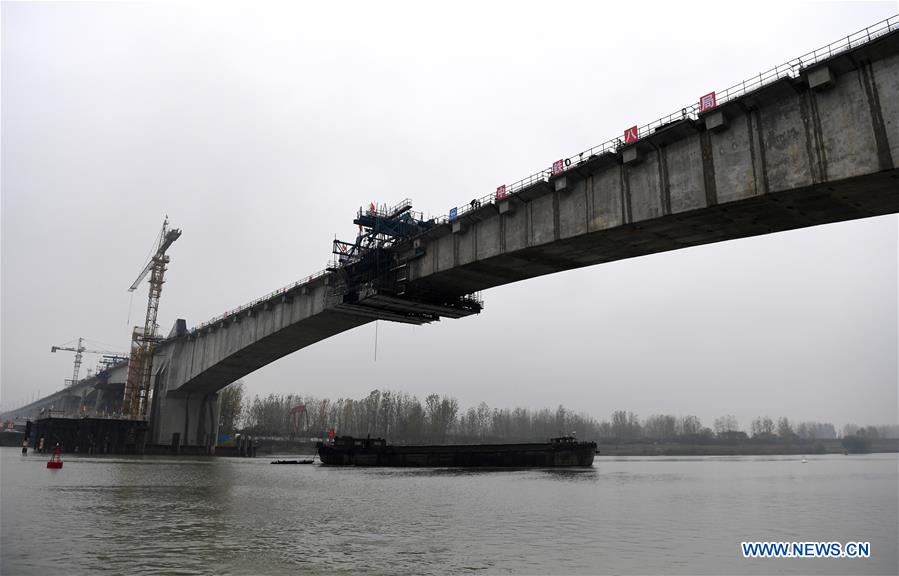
[1,448,896,575]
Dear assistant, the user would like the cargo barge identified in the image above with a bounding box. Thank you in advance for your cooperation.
[317,435,596,467]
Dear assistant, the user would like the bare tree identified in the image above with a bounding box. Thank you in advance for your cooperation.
[678,415,703,436]
[218,380,244,436]
[776,417,796,440]
[714,414,739,435]
[611,410,641,440]
[644,414,677,439]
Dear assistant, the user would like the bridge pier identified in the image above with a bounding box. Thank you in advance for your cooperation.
[149,355,221,449]
[150,392,220,450]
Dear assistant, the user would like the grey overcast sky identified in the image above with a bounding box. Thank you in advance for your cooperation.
[1,1,896,430]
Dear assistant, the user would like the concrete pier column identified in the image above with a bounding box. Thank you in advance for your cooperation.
[151,391,220,448]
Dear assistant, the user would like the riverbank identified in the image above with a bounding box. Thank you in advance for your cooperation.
[251,437,899,457]
[595,438,899,456]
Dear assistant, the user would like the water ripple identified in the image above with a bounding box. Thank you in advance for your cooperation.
[1,451,896,575]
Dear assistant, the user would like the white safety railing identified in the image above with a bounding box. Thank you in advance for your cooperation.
[191,267,331,333]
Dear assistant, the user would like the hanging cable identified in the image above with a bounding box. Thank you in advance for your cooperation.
[126,290,135,326]
[84,338,124,350]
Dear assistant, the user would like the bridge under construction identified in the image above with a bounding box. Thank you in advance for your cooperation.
[3,16,898,453]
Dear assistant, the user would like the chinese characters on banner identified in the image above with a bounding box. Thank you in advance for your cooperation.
[624,125,639,145]
[700,91,717,113]
[449,207,458,221]
[551,159,565,176]
[495,185,507,200]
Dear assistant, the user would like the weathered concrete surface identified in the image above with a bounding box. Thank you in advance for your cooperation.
[400,32,899,298]
[1,361,128,421]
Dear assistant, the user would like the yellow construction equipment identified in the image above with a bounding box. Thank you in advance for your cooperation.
[123,217,181,419]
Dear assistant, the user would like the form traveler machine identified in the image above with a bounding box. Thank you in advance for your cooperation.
[329,199,482,325]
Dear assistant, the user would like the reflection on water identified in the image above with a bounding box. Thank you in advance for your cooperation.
[536,467,600,482]
[1,450,896,575]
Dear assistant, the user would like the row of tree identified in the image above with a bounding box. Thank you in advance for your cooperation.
[218,382,898,444]
[229,386,603,443]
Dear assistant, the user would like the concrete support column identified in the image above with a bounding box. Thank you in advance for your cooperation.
[151,391,220,448]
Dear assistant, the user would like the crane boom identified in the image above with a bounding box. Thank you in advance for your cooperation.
[123,217,181,420]
[128,220,182,291]
[52,345,123,355]
[128,260,155,292]
[50,337,127,387]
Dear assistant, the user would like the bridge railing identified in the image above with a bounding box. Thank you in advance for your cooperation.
[189,15,897,334]
[191,267,332,333]
[439,14,899,224]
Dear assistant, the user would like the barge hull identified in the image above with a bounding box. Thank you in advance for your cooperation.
[318,437,596,467]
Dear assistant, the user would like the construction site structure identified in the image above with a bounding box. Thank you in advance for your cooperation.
[122,217,181,419]
[332,199,434,267]
[329,199,481,324]
[50,337,127,387]
[288,404,308,439]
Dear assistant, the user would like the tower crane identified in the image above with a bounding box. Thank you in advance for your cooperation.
[50,337,128,387]
[123,217,181,419]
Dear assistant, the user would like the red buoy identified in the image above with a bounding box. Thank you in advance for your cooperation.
[47,444,63,469]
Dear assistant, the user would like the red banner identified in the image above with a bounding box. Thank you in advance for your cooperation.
[624,126,639,145]
[699,91,717,113]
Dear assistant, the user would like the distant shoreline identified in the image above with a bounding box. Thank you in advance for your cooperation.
[248,438,899,457]
[594,439,899,456]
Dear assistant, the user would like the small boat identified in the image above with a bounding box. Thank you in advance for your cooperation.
[270,459,314,465]
[801,457,808,463]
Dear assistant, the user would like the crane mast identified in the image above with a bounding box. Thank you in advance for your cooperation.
[71,337,83,386]
[123,217,181,419]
